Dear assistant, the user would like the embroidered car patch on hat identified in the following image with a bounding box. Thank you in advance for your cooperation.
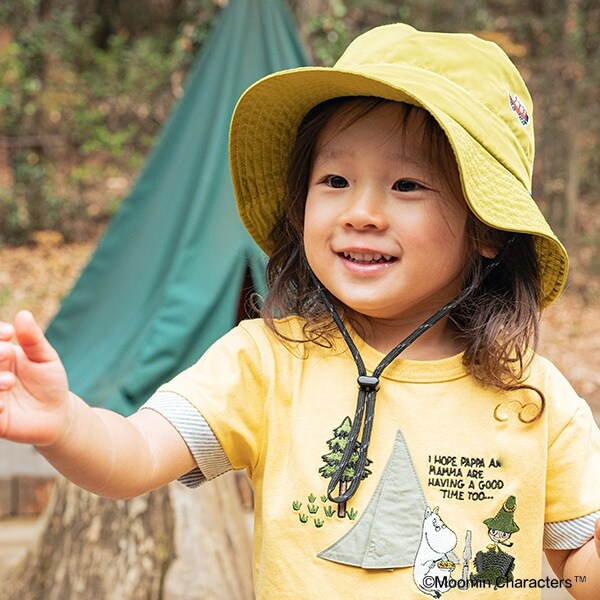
[508,93,530,126]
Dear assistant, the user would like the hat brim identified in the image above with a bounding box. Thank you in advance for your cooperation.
[229,67,568,306]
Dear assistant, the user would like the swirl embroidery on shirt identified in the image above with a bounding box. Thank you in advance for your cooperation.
[493,400,541,423]
[493,385,545,423]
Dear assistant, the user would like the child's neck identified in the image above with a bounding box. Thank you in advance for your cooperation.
[351,314,464,360]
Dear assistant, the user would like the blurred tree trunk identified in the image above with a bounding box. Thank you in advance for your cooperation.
[9,0,52,234]
[561,0,584,248]
[564,109,581,249]
[0,473,254,600]
[524,0,589,247]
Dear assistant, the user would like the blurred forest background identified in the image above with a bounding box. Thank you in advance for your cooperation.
[0,0,599,405]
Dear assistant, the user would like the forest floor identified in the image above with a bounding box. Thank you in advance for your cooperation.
[1,227,599,419]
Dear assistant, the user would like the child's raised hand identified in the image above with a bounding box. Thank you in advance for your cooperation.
[0,310,72,447]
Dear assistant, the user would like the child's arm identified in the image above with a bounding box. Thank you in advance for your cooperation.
[0,310,196,498]
[545,518,600,599]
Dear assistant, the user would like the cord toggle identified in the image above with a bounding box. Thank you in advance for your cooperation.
[357,375,379,391]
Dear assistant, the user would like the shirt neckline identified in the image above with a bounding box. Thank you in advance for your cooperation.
[269,316,469,383]
[347,322,468,383]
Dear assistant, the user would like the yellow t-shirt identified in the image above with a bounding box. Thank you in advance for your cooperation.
[158,317,600,599]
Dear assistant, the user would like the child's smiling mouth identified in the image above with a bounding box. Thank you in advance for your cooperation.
[340,251,397,265]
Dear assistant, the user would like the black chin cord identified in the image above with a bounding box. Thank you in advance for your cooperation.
[310,237,514,505]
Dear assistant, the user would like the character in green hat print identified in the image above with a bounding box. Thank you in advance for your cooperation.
[471,496,519,586]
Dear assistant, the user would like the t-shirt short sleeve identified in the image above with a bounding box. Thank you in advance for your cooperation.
[545,396,600,526]
[156,323,267,474]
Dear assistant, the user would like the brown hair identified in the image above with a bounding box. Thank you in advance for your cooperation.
[260,97,544,411]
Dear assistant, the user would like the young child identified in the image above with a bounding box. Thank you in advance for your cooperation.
[1,23,599,599]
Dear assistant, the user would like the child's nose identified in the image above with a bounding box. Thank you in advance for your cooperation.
[341,186,389,230]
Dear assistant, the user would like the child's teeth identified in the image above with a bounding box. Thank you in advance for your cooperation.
[344,252,392,263]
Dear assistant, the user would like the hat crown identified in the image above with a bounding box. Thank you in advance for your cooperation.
[336,24,535,186]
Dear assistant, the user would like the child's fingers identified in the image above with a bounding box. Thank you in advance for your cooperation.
[0,371,16,391]
[0,320,15,342]
[595,518,600,557]
[13,310,58,364]
[0,325,17,384]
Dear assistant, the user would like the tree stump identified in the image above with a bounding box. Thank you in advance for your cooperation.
[0,472,253,600]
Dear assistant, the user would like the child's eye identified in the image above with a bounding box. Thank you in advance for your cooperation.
[325,175,349,188]
[392,179,421,192]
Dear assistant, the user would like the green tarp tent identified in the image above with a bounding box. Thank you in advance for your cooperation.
[46,0,309,415]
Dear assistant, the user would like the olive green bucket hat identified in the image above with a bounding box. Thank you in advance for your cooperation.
[229,23,568,306]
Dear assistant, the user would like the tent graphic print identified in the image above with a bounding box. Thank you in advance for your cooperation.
[319,430,429,569]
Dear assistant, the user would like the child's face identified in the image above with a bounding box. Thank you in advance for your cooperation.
[304,102,470,331]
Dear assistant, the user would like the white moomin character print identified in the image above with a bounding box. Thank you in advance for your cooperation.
[413,506,458,598]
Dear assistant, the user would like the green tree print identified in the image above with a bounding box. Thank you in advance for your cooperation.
[319,416,372,518]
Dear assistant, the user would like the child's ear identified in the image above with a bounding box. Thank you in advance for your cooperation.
[471,238,498,259]
[480,245,498,259]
